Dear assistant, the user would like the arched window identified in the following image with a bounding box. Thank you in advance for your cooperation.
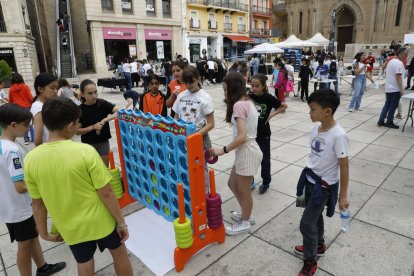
[395,0,402,26]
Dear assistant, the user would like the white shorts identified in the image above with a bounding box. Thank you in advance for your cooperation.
[234,140,263,176]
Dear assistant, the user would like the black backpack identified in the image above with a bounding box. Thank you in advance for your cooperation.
[329,61,337,75]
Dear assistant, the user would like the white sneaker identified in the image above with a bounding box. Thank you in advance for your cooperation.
[225,220,251,236]
[230,211,256,225]
[348,108,353,112]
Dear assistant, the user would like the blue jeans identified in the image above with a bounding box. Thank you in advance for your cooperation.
[123,72,132,91]
[252,66,259,75]
[349,75,366,110]
[328,75,338,94]
[165,75,173,87]
[379,92,401,124]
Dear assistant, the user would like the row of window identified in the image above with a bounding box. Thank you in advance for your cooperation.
[101,0,171,17]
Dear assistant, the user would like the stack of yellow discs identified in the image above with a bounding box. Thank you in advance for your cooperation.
[173,217,193,249]
[109,168,124,199]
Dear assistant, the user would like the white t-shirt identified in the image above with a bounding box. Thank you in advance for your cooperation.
[231,100,258,139]
[30,101,49,143]
[0,139,32,223]
[172,89,214,131]
[385,58,404,93]
[130,61,138,73]
[306,123,349,185]
[207,60,216,70]
[286,64,294,80]
[122,63,131,73]
[142,63,152,76]
[354,62,366,75]
[0,89,6,105]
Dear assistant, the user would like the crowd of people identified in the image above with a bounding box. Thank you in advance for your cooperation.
[0,39,411,275]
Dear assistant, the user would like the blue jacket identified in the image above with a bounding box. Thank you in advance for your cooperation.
[296,167,339,217]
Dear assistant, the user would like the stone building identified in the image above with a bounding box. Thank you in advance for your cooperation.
[0,0,40,83]
[285,0,414,53]
[44,0,183,74]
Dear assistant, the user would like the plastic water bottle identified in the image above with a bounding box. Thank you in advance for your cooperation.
[371,82,379,89]
[340,209,351,232]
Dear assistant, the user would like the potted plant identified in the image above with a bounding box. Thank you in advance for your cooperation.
[0,59,13,87]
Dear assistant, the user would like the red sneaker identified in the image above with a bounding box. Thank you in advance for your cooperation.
[294,244,326,257]
[298,259,317,276]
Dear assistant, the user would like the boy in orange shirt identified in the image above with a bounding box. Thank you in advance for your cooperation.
[139,74,167,116]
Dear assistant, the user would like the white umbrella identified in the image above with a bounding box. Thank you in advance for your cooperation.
[244,43,284,54]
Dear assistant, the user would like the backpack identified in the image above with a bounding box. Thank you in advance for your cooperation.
[329,61,337,75]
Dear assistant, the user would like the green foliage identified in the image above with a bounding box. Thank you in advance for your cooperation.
[0,60,13,82]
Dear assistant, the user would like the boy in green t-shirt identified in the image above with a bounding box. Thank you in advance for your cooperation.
[24,97,133,275]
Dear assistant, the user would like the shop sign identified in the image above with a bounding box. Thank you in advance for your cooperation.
[145,29,172,40]
[189,38,202,44]
[156,41,164,59]
[129,45,137,57]
[121,1,132,9]
[103,27,136,40]
[0,48,13,56]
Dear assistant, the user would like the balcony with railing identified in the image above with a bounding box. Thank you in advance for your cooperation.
[0,20,6,32]
[208,20,217,30]
[252,5,271,15]
[190,19,200,29]
[187,0,248,12]
[238,24,245,32]
[251,28,271,36]
[224,22,232,31]
[273,3,286,11]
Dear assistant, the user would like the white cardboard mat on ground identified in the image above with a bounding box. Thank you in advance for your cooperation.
[125,208,176,276]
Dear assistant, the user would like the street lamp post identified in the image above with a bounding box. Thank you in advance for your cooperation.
[328,9,336,53]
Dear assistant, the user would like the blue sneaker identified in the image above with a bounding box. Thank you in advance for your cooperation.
[251,179,256,190]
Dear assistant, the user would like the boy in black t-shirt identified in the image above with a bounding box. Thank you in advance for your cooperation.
[299,59,313,102]
[249,74,287,194]
[123,90,140,110]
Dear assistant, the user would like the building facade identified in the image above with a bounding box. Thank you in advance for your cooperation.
[184,0,250,62]
[250,0,273,44]
[43,0,183,74]
[285,0,414,53]
[0,0,40,82]
[272,0,287,39]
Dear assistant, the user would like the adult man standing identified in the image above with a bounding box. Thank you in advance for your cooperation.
[405,56,414,90]
[377,47,408,129]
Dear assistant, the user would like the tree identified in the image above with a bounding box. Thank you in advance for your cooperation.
[0,60,12,82]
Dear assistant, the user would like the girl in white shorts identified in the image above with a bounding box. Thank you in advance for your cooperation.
[211,72,262,236]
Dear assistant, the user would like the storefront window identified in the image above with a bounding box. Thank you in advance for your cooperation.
[146,0,155,16]
[101,0,113,12]
[162,0,171,18]
[122,0,133,14]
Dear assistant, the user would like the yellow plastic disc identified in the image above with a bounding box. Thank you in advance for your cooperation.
[175,230,193,241]
[173,217,191,231]
[145,195,151,204]
[163,206,170,217]
[151,174,157,185]
[152,187,159,198]
[176,238,193,249]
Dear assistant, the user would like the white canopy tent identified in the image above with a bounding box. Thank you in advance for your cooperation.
[274,34,319,48]
[244,43,284,54]
[306,33,330,46]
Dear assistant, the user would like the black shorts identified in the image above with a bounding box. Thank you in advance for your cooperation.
[69,228,121,263]
[6,216,38,243]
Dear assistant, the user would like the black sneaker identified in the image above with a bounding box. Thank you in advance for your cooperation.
[259,184,269,194]
[385,122,399,129]
[294,244,326,257]
[36,262,66,276]
[377,121,385,127]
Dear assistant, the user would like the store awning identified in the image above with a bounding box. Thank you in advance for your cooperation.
[224,35,254,43]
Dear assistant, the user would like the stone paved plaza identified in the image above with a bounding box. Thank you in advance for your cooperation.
[1,78,414,276]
